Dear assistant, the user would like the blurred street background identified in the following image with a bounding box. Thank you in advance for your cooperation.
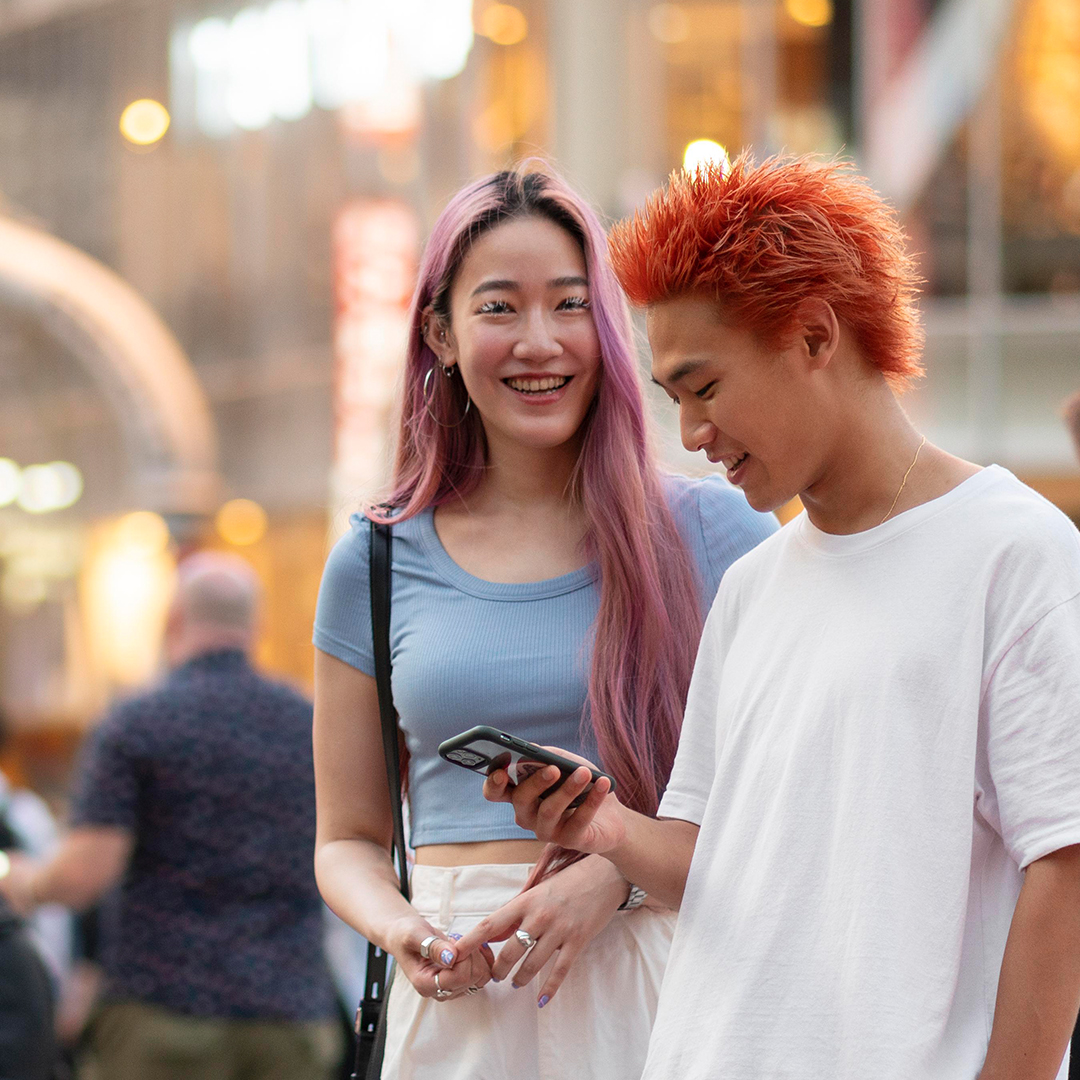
[0,0,1078,852]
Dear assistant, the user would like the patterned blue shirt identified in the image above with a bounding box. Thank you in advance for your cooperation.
[71,650,335,1021]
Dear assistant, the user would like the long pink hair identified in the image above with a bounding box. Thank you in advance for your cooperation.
[371,167,703,881]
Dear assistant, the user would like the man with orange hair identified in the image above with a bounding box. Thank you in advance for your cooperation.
[481,157,1080,1079]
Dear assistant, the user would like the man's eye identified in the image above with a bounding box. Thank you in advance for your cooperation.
[694,382,717,399]
[477,300,512,314]
[558,296,591,311]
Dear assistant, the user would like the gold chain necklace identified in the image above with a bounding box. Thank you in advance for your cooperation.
[878,435,927,526]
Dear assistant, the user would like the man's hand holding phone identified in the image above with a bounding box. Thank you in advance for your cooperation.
[483,747,627,856]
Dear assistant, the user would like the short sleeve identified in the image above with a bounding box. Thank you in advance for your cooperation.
[313,515,376,676]
[669,474,777,605]
[976,591,1080,869]
[658,599,728,826]
[69,709,141,831]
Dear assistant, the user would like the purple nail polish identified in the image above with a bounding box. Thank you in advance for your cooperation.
[491,976,501,983]
[448,933,462,941]
[538,995,549,1009]
[511,982,522,989]
[440,949,454,965]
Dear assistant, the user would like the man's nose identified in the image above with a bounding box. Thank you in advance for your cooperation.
[681,413,716,454]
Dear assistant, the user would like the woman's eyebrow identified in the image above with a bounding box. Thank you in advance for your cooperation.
[470,278,517,297]
[549,275,588,288]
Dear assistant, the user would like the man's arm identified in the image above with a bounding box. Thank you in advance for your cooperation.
[979,844,1080,1080]
[1,826,133,913]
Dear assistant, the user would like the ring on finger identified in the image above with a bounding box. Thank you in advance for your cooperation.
[515,928,536,950]
[420,935,439,960]
[467,986,480,995]
[433,973,453,1001]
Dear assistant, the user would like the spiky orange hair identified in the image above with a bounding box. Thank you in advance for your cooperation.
[609,154,925,389]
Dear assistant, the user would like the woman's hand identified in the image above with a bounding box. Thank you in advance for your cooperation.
[384,915,496,1001]
[483,749,628,856]
[452,855,630,1007]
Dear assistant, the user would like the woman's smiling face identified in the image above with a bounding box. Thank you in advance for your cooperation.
[429,214,602,455]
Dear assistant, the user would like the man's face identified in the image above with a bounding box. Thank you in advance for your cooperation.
[648,293,824,513]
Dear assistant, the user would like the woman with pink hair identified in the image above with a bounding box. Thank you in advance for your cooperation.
[312,166,775,1078]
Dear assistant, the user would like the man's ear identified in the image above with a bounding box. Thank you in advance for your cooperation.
[798,298,840,371]
[422,308,457,368]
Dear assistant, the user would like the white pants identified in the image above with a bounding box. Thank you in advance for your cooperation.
[381,863,676,1080]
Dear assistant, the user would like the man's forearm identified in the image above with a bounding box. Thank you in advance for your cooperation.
[606,812,699,910]
[980,846,1080,1080]
[27,827,133,911]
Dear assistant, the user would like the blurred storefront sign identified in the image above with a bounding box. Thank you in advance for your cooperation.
[330,200,419,525]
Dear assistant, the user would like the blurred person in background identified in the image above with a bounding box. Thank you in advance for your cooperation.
[0,790,59,1079]
[0,552,340,1080]
[312,167,776,1079]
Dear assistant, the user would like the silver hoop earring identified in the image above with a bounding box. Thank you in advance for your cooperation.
[422,364,471,428]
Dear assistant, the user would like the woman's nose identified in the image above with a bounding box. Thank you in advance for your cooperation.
[681,414,715,454]
[513,310,562,361]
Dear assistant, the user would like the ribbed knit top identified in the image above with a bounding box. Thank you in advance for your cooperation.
[313,474,777,846]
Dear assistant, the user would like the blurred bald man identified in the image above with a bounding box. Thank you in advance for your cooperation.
[0,552,339,1080]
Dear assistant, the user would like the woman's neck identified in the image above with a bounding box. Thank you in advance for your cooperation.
[465,433,583,516]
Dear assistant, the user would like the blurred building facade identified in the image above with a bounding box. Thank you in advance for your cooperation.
[0,0,1077,785]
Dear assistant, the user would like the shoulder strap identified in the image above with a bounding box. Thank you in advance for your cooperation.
[369,518,409,901]
[354,518,408,1080]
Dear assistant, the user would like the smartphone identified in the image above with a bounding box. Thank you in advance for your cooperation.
[438,725,616,809]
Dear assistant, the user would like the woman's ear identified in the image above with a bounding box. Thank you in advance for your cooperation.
[422,308,456,368]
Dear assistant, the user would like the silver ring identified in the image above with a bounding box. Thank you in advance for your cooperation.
[515,928,536,950]
[434,973,453,1001]
[467,986,480,995]
[419,935,439,960]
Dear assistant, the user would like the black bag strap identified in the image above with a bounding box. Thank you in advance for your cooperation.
[353,518,409,1080]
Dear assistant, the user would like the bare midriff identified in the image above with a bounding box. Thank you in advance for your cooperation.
[414,838,548,867]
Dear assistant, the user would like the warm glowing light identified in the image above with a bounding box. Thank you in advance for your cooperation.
[1019,0,1080,168]
[647,4,690,44]
[479,4,528,46]
[0,458,19,507]
[784,0,833,28]
[115,511,171,554]
[16,462,83,513]
[82,516,176,686]
[120,99,172,145]
[216,498,268,546]
[683,139,729,175]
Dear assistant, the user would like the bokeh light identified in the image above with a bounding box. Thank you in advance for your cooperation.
[784,0,833,28]
[120,98,171,145]
[478,4,528,46]
[16,462,83,513]
[683,138,729,175]
[647,4,690,45]
[216,498,268,546]
[115,510,171,554]
[0,458,20,507]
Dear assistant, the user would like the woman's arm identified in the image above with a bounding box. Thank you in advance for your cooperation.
[313,649,493,997]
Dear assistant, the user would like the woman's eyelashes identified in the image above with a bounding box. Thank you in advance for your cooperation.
[474,295,590,316]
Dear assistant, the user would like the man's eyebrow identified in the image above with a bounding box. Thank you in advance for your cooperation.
[653,359,708,386]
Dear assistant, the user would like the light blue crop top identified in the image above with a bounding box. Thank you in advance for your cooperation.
[313,474,777,846]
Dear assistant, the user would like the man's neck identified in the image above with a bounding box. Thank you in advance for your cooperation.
[799,388,979,535]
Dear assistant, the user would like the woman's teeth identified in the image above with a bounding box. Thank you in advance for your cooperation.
[723,453,748,471]
[505,376,570,394]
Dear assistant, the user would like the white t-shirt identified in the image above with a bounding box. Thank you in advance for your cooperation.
[649,466,1080,1080]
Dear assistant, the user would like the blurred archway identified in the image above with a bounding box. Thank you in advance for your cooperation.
[0,214,220,517]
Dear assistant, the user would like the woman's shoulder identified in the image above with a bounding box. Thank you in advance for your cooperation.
[661,473,780,594]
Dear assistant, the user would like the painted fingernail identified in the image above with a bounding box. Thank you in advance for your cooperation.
[538,995,549,1009]
[440,949,454,965]
[448,933,463,941]
[491,976,501,983]
[512,982,522,989]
